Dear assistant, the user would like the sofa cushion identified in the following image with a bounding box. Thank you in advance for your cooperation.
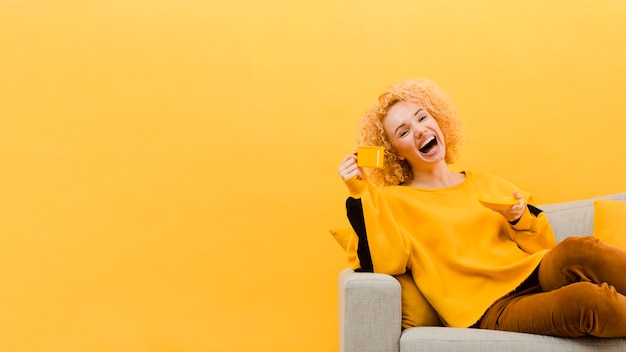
[395,271,442,328]
[539,192,626,243]
[331,227,442,329]
[594,199,626,249]
[401,326,626,352]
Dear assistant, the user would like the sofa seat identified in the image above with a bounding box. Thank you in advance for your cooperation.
[401,327,626,352]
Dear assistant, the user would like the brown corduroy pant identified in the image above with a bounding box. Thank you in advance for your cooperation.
[476,236,626,337]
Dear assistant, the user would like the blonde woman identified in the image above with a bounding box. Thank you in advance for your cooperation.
[337,78,626,337]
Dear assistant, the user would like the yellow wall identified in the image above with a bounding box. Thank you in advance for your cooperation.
[1,1,626,351]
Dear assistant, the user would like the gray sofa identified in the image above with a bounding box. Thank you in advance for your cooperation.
[338,192,626,352]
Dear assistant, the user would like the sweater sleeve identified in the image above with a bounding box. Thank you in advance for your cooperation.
[507,203,557,253]
[343,177,410,275]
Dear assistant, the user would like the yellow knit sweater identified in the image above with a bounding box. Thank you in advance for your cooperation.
[343,171,556,327]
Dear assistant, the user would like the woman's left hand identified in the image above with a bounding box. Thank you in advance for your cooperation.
[496,191,526,223]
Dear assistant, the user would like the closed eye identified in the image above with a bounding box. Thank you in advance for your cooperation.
[394,123,411,138]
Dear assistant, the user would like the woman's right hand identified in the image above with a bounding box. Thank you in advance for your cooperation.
[338,152,363,181]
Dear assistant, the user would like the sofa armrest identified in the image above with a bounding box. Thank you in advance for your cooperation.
[338,269,402,352]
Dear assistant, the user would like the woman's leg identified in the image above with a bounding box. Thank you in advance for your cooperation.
[479,281,626,337]
[479,236,626,337]
[539,236,626,294]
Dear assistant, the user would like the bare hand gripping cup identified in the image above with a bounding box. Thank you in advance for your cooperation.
[357,146,385,169]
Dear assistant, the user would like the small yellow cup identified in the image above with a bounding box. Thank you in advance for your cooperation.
[357,146,385,169]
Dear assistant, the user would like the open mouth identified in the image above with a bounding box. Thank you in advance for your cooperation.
[419,136,438,154]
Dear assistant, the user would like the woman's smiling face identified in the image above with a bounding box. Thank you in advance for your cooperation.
[383,101,446,170]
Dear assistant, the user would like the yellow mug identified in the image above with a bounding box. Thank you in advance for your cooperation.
[357,146,385,169]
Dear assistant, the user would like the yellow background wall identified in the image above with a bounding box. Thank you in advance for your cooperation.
[1,1,625,351]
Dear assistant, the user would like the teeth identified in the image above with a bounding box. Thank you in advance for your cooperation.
[420,136,435,150]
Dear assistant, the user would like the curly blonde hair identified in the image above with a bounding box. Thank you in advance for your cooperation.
[357,78,463,186]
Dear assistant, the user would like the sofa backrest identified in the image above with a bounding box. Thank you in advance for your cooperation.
[538,192,626,243]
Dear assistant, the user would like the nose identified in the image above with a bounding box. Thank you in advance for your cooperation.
[414,125,426,138]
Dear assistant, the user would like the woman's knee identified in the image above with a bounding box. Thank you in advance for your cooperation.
[560,282,626,336]
[539,236,603,289]
[566,282,617,305]
[554,236,601,257]
[496,282,626,337]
